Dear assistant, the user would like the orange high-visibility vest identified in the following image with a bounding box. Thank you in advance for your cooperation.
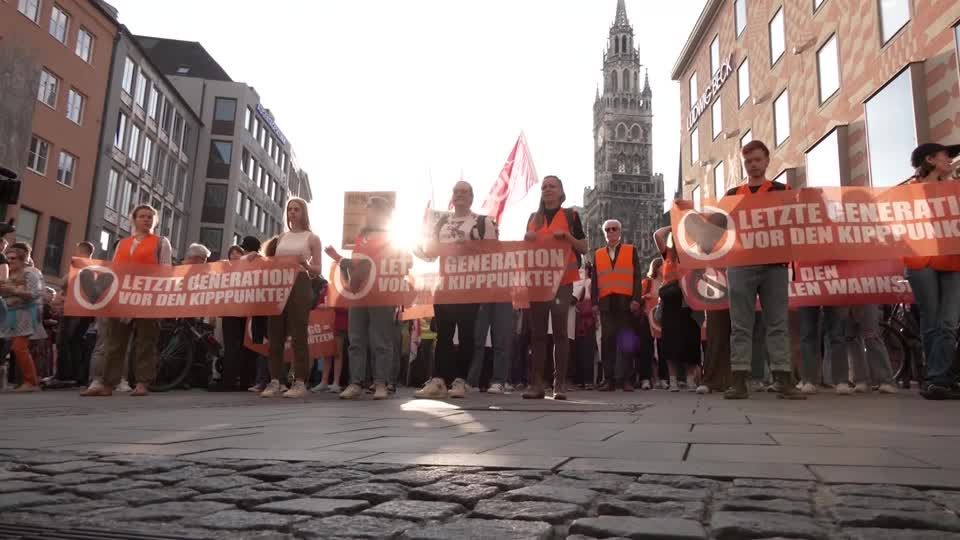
[527,208,580,285]
[595,244,634,298]
[113,234,160,265]
[735,180,787,195]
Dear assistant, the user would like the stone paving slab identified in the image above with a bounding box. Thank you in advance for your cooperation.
[688,443,932,467]
[560,458,816,480]
[812,466,960,489]
[354,452,568,469]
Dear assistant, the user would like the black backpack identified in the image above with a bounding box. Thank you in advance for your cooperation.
[526,208,583,269]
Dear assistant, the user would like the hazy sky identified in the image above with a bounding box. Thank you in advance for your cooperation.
[109,0,707,243]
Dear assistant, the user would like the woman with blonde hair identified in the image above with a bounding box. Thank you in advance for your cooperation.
[0,242,43,392]
[260,197,324,399]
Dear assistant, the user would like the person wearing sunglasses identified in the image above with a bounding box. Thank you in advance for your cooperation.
[591,219,644,391]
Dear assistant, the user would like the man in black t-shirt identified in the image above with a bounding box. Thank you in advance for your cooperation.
[722,141,804,400]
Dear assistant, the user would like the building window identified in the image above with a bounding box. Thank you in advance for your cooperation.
[198,228,223,261]
[692,185,701,210]
[114,112,127,149]
[252,205,260,229]
[769,6,785,65]
[66,88,84,124]
[241,148,251,176]
[172,213,182,249]
[817,34,840,103]
[27,136,50,175]
[711,99,722,139]
[201,183,228,223]
[139,189,150,205]
[243,196,251,221]
[75,27,93,62]
[774,89,790,147]
[235,191,243,215]
[814,0,826,10]
[710,35,720,75]
[148,87,160,120]
[121,57,136,95]
[245,106,253,132]
[141,137,153,171]
[865,67,917,186]
[37,69,59,108]
[258,207,266,232]
[120,179,134,215]
[161,208,172,239]
[740,129,753,178]
[153,149,165,179]
[48,5,70,44]
[688,72,698,107]
[105,169,119,209]
[212,97,237,136]
[734,0,747,37]
[805,128,842,187]
[135,73,148,108]
[160,98,172,133]
[737,58,750,107]
[164,156,175,193]
[176,167,187,202]
[714,161,726,198]
[18,0,41,22]
[56,151,76,187]
[207,141,233,179]
[691,127,700,164]
[43,217,68,275]
[878,0,910,44]
[15,208,39,249]
[127,124,140,161]
[172,113,184,147]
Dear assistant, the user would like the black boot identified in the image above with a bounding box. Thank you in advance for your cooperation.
[774,371,806,400]
[723,371,749,400]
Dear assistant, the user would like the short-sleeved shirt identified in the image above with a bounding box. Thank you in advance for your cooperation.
[437,213,498,243]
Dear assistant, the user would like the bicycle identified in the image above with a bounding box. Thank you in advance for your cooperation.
[880,303,925,389]
[129,319,222,392]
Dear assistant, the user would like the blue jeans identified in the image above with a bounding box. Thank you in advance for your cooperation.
[348,306,395,385]
[468,303,513,387]
[727,265,790,373]
[905,268,960,386]
[798,306,848,385]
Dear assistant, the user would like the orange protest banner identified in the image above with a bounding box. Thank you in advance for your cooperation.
[670,182,960,269]
[64,257,301,318]
[244,308,337,360]
[327,240,570,308]
[681,260,914,311]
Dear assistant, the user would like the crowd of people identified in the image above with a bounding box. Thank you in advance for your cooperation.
[2,140,959,401]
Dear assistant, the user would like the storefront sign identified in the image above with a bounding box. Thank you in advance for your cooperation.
[688,53,734,128]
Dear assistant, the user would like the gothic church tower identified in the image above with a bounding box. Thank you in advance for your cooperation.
[583,0,664,264]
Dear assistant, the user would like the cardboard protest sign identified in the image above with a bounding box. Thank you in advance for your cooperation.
[670,182,960,268]
[244,308,337,360]
[64,257,300,318]
[327,240,570,308]
[342,191,396,250]
[680,260,914,311]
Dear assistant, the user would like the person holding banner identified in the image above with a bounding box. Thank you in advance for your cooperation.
[259,197,324,399]
[0,242,44,392]
[522,175,587,400]
[722,141,804,400]
[415,181,497,400]
[591,219,644,392]
[905,142,960,400]
[81,205,172,397]
[653,228,701,392]
[329,196,402,400]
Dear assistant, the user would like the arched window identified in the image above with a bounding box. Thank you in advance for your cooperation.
[617,158,626,173]
[616,124,626,139]
[623,69,630,92]
[621,36,627,53]
[614,37,620,54]
[634,71,639,91]
[631,125,641,140]
[611,71,618,93]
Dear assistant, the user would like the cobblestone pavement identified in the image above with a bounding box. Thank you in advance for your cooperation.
[1,388,959,538]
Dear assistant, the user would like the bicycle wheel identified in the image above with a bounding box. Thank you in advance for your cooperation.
[149,332,194,392]
[880,322,911,384]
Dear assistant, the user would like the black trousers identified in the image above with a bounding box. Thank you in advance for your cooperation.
[433,303,479,385]
[573,335,595,385]
[601,311,636,384]
[634,315,655,382]
[56,317,92,382]
[221,316,256,389]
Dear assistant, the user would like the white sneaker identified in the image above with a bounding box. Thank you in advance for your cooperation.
[799,382,818,395]
[310,382,329,393]
[448,378,467,399]
[695,385,709,394]
[116,379,132,393]
[414,378,448,399]
[487,383,506,394]
[659,380,670,390]
[339,383,363,400]
[878,383,899,394]
[504,383,515,392]
[283,381,307,399]
[641,380,652,390]
[669,382,680,392]
[373,383,389,400]
[835,383,854,395]
[247,384,264,393]
[686,378,698,392]
[853,382,869,394]
[260,380,282,398]
[328,384,342,394]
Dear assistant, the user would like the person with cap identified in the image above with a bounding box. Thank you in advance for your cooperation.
[904,142,960,400]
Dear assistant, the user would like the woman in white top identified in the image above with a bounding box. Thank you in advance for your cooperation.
[261,197,324,398]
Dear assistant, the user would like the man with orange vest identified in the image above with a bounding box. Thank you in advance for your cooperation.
[81,204,171,397]
[590,219,643,391]
[722,141,804,400]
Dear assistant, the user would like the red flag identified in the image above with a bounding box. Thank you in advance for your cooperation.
[481,133,539,224]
